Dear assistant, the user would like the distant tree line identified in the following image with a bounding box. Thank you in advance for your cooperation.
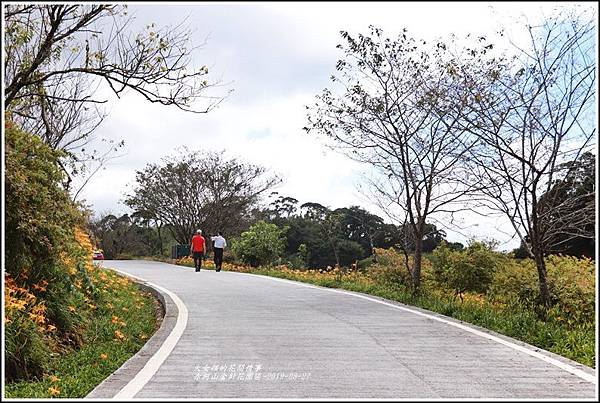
[90,190,461,265]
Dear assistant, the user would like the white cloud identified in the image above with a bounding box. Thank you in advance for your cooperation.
[73,1,595,250]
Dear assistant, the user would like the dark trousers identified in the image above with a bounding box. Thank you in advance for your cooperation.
[213,248,224,271]
[192,251,203,271]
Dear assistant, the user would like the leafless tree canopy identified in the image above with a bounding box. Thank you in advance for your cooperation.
[456,10,596,306]
[305,26,490,291]
[4,5,224,114]
[4,4,229,198]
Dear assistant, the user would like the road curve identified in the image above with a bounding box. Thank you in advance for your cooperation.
[89,260,596,399]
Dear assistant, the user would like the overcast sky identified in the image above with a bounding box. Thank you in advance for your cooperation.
[76,1,596,250]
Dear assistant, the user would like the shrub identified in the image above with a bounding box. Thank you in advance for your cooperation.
[488,258,538,306]
[490,254,595,326]
[337,239,366,267]
[4,276,52,380]
[284,244,308,269]
[367,247,413,289]
[431,241,500,299]
[357,256,376,270]
[231,221,286,267]
[222,249,236,263]
[5,122,84,276]
[4,121,96,381]
[545,254,595,324]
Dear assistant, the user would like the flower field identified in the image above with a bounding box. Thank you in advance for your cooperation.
[5,229,159,398]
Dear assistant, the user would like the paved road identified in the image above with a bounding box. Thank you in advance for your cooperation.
[88,260,596,399]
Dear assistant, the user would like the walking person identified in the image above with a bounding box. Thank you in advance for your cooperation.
[210,231,227,272]
[190,229,206,272]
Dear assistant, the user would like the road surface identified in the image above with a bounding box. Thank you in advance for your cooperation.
[87,260,597,399]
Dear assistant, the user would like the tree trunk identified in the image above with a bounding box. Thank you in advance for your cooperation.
[368,232,377,263]
[412,237,423,295]
[157,223,164,256]
[530,196,551,310]
[532,244,551,309]
[331,238,340,267]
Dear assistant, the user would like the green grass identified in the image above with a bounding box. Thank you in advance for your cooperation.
[5,267,160,398]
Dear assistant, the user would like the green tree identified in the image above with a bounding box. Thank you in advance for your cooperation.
[335,206,384,259]
[300,202,344,267]
[231,221,286,267]
[88,213,162,259]
[538,152,595,259]
[431,241,499,300]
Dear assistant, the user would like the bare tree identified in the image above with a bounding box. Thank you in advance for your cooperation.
[4,4,229,196]
[305,26,486,293]
[125,149,280,245]
[4,4,225,114]
[69,137,126,202]
[462,10,596,308]
[8,75,107,152]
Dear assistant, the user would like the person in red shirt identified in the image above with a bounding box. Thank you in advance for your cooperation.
[189,229,206,272]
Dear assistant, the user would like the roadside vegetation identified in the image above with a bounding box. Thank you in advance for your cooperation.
[4,123,159,398]
[5,265,159,398]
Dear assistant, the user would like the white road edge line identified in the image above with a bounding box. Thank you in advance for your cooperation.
[107,267,189,399]
[247,273,597,385]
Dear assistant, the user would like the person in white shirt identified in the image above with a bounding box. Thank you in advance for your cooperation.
[210,231,227,272]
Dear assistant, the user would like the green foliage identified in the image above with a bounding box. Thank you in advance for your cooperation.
[336,239,366,267]
[4,121,91,380]
[490,254,595,326]
[545,255,595,324]
[5,268,158,398]
[488,258,538,307]
[540,152,595,259]
[357,256,376,270]
[269,200,433,269]
[90,213,164,259]
[284,244,309,269]
[4,305,51,381]
[431,241,500,297]
[368,247,413,290]
[231,221,286,267]
[5,122,83,280]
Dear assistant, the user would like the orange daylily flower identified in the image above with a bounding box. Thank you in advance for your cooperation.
[48,386,60,396]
